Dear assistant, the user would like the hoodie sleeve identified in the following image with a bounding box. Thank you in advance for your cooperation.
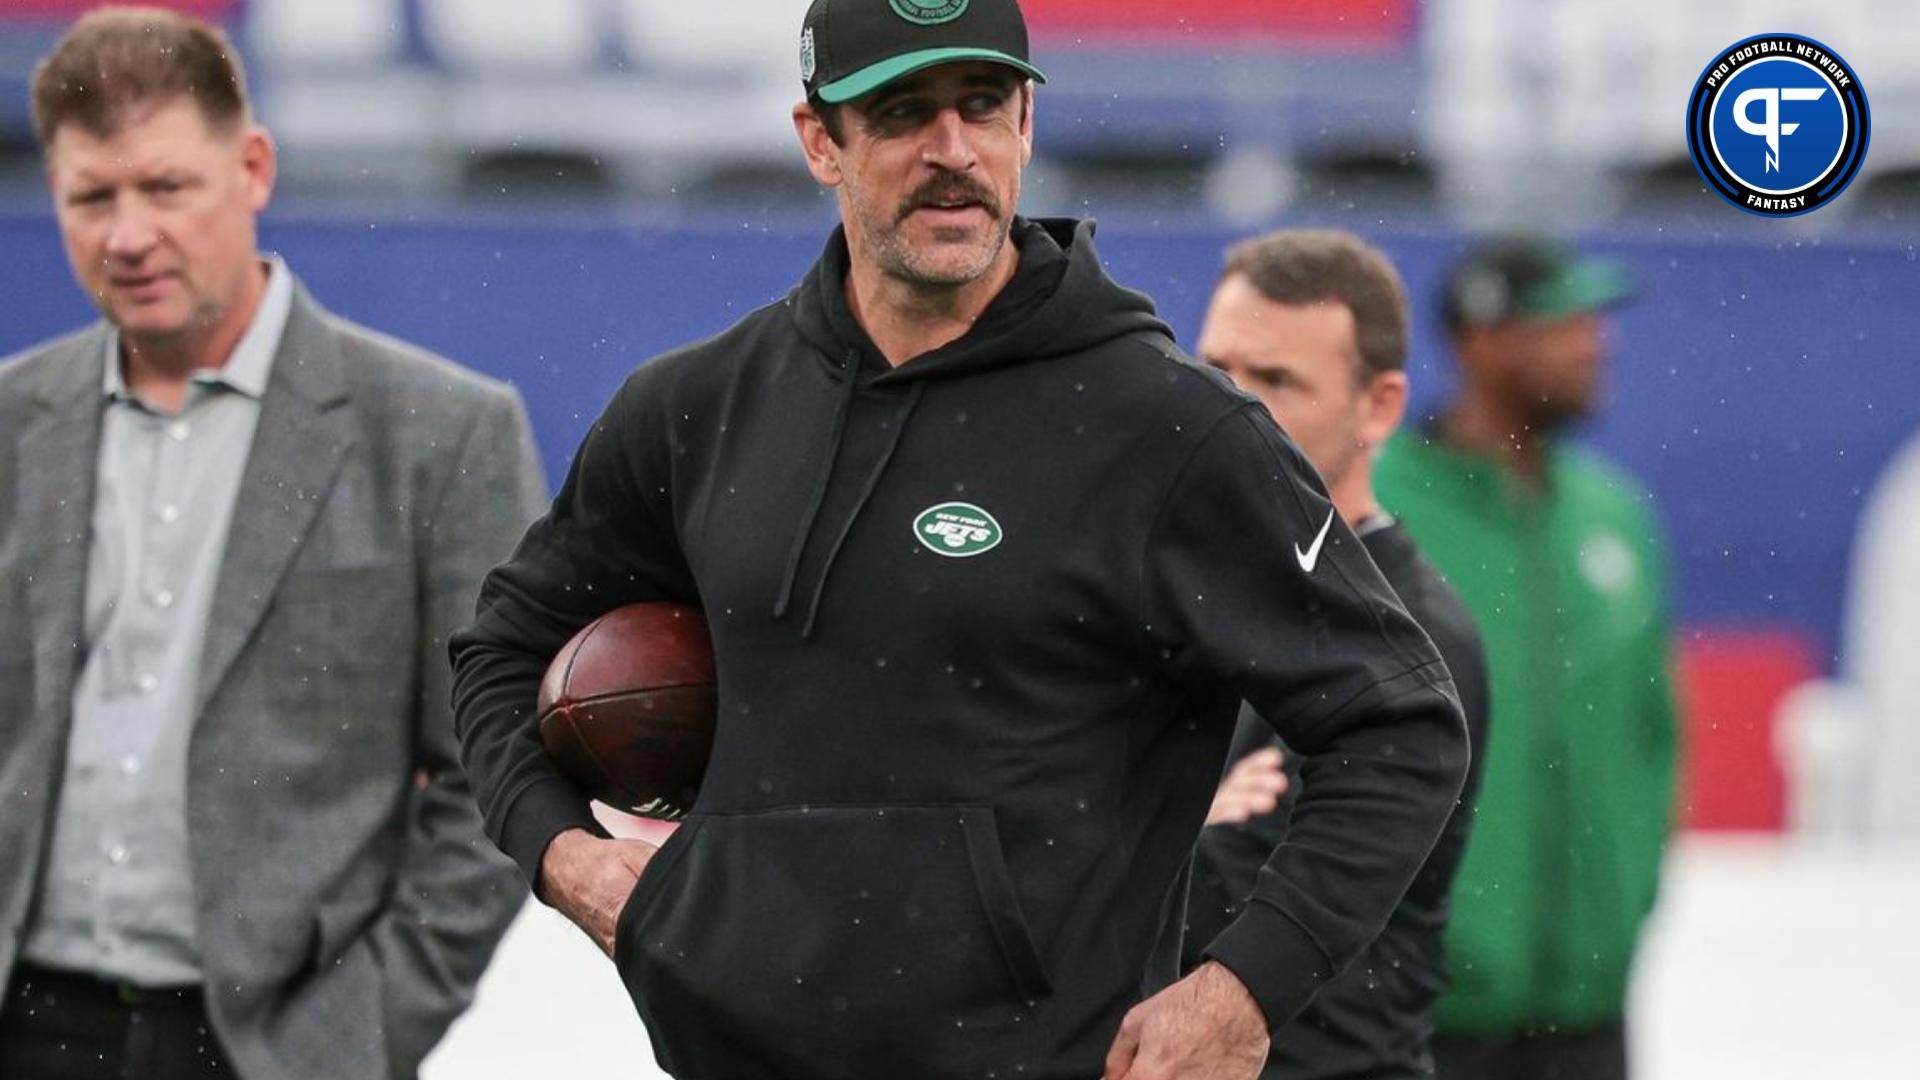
[1142,405,1468,1032]
[1183,709,1299,973]
[449,371,699,886]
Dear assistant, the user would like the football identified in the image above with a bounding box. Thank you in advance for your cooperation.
[537,602,717,819]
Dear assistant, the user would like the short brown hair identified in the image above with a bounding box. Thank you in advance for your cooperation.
[1222,230,1410,381]
[809,95,849,146]
[31,6,251,149]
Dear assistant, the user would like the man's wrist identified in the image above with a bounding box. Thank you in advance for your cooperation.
[536,827,597,904]
[1202,900,1335,1032]
[1195,960,1264,1028]
[498,776,607,886]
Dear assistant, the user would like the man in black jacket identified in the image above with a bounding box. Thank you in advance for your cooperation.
[450,3,1468,1078]
[1190,230,1492,1079]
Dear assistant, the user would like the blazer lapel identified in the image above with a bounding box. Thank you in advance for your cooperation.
[197,289,355,713]
[19,328,110,723]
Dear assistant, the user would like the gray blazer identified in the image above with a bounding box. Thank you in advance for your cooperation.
[0,284,545,1079]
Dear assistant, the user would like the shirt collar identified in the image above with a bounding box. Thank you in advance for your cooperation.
[102,254,294,403]
[1352,511,1397,538]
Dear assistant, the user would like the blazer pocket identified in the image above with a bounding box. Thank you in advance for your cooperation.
[282,932,390,1080]
[306,860,392,975]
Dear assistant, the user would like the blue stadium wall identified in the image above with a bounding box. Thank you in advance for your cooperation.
[3,210,1912,670]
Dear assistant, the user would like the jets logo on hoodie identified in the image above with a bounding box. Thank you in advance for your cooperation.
[914,503,1002,557]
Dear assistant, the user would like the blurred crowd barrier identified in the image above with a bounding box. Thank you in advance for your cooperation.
[2,0,1915,227]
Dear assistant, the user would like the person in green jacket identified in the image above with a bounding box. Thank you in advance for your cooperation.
[1375,237,1681,1080]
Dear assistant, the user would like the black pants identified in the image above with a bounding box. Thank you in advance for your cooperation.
[1433,1021,1628,1080]
[0,963,235,1080]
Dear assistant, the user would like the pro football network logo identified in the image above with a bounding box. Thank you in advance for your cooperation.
[1686,33,1869,217]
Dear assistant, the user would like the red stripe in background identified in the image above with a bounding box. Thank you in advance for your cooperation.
[0,1,1404,46]
[0,0,234,20]
[1022,0,1414,46]
[1677,628,1812,832]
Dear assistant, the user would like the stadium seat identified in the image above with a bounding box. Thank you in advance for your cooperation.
[248,0,405,68]
[419,0,611,72]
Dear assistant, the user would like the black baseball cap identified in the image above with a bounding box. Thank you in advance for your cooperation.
[1441,236,1634,331]
[800,0,1048,105]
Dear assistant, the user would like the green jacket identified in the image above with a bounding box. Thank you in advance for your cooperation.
[1375,431,1679,1035]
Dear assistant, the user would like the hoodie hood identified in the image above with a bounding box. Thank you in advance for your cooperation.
[791,216,1173,381]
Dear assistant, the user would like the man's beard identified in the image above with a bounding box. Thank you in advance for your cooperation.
[855,171,1010,288]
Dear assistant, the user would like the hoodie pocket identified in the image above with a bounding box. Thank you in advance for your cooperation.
[611,817,705,975]
[614,804,1053,1079]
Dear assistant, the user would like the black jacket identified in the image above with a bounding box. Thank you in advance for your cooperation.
[1186,519,1491,1079]
[451,218,1468,1080]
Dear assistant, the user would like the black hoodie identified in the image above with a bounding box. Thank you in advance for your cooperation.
[451,218,1468,1080]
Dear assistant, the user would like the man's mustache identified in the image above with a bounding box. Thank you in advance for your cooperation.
[898,175,1002,222]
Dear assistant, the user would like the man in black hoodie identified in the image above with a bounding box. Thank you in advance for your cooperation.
[1188,230,1491,1079]
[450,2,1468,1078]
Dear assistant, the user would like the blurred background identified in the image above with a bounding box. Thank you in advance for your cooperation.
[2,1,1917,1077]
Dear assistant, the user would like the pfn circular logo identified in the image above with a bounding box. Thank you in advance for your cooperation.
[1686,34,1869,217]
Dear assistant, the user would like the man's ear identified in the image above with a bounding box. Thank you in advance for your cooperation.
[793,101,844,187]
[240,124,277,214]
[1018,81,1035,166]
[1359,370,1409,449]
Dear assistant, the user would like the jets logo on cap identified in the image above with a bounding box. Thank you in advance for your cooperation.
[890,0,970,26]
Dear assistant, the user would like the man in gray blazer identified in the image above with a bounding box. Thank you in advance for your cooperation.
[0,9,541,1079]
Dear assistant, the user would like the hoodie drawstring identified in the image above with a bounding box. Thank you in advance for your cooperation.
[773,354,861,621]
[799,379,926,639]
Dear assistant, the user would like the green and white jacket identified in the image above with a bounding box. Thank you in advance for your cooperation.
[1376,429,1680,1036]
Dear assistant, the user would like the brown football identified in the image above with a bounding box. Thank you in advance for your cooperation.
[537,602,717,819]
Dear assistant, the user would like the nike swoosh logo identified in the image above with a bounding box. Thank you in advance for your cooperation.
[1295,510,1336,573]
